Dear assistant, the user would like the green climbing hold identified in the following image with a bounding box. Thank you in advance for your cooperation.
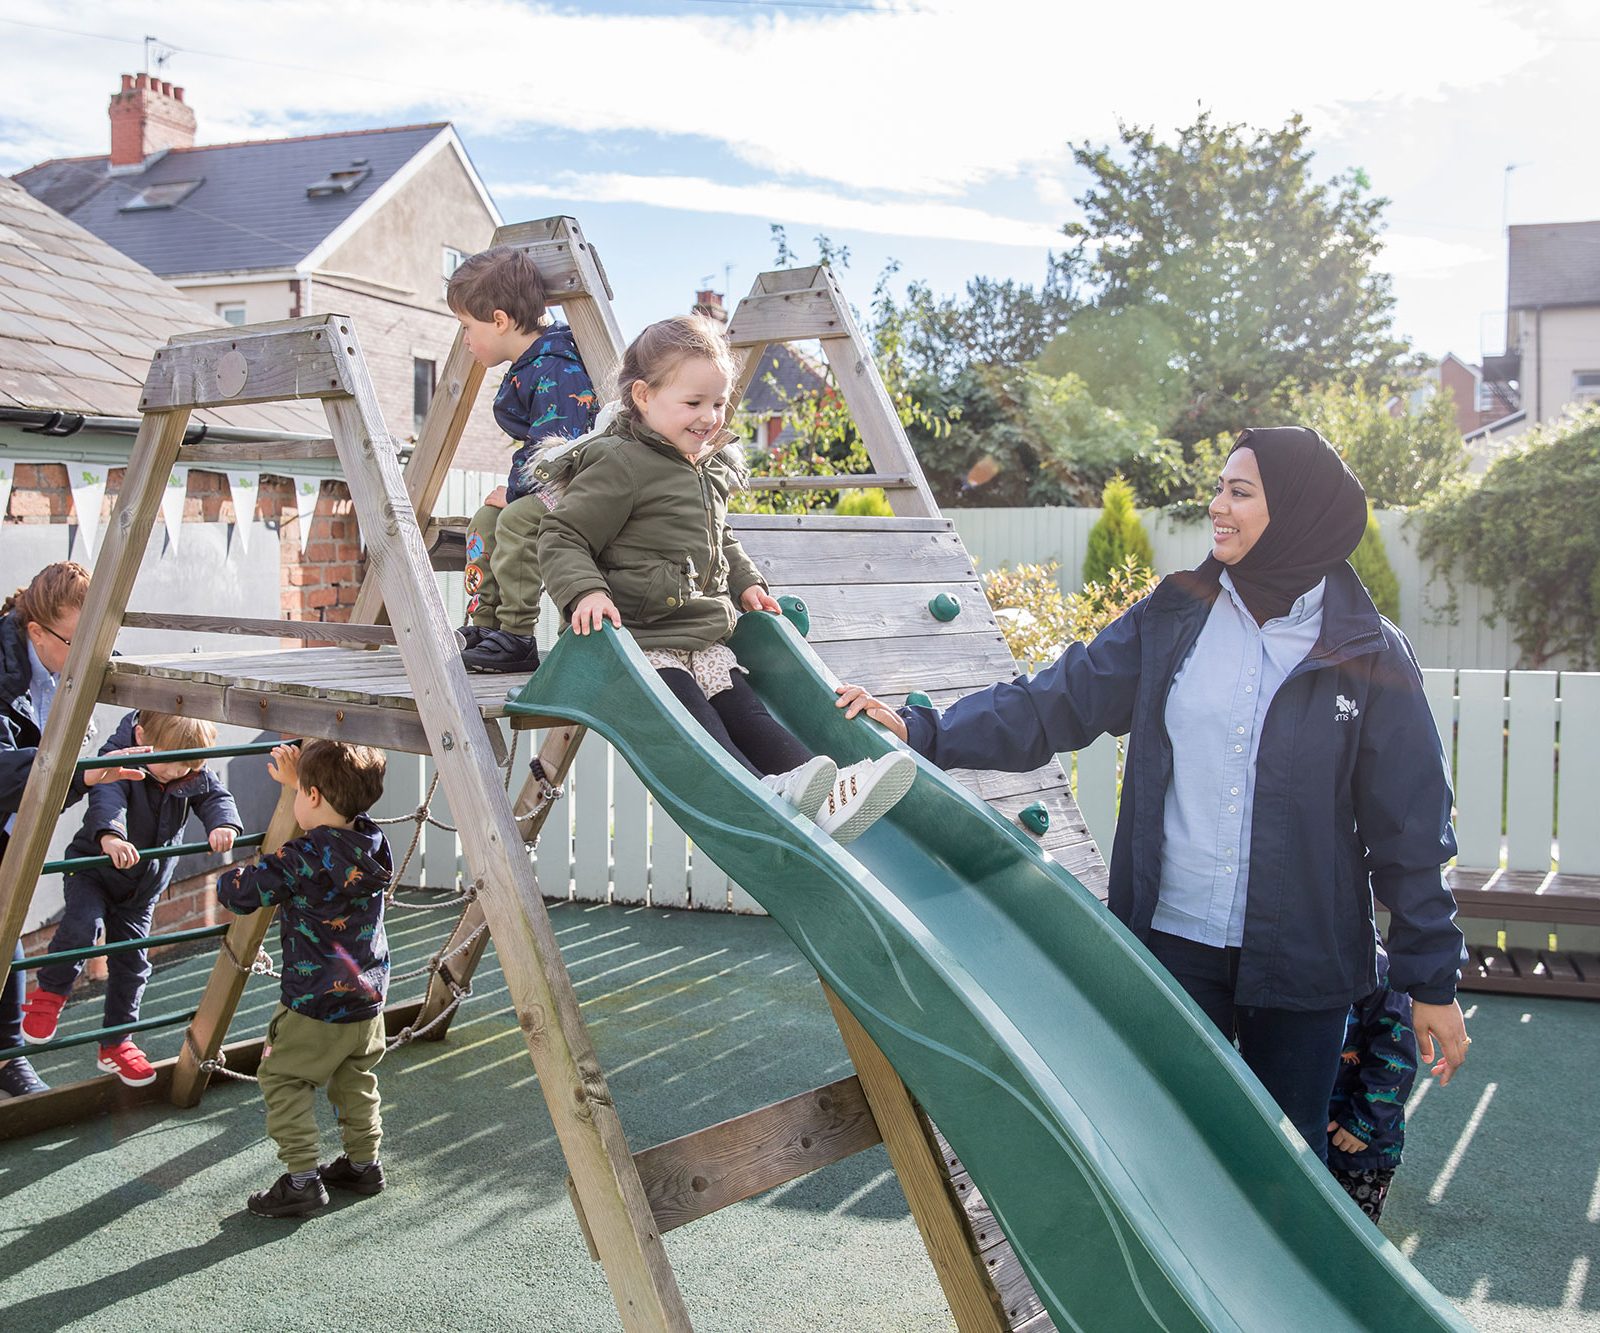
[929,592,962,622]
[905,691,932,709]
[1020,801,1050,836]
[777,595,810,638]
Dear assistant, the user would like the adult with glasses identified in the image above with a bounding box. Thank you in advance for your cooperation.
[0,561,148,1098]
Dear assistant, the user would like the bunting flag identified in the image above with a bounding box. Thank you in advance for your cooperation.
[224,470,260,553]
[288,475,323,555]
[0,459,14,527]
[68,464,109,559]
[159,467,189,553]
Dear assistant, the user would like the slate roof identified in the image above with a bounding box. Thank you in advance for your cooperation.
[0,175,323,432]
[1507,221,1600,310]
[14,124,449,278]
[740,343,828,417]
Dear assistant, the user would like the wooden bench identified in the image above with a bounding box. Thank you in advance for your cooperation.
[1444,867,1600,1001]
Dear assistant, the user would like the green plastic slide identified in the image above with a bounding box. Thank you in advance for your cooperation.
[506,614,1470,1332]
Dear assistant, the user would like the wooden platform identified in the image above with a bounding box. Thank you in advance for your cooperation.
[102,646,534,754]
[1458,944,1600,1000]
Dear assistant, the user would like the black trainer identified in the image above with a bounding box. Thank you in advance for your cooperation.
[462,629,540,674]
[0,1057,48,1099]
[247,1172,330,1218]
[459,624,489,651]
[319,1154,386,1196]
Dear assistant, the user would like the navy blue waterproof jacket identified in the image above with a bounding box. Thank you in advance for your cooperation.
[1328,960,1417,1171]
[216,816,392,1023]
[496,323,599,503]
[63,712,241,902]
[0,611,89,823]
[902,562,1465,1010]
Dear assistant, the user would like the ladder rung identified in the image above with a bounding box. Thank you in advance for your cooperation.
[0,1008,199,1060]
[79,741,284,770]
[43,832,266,876]
[177,437,340,463]
[13,924,230,971]
[744,474,915,492]
[122,611,397,646]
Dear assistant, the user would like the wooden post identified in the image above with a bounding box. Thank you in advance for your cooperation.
[324,324,690,1332]
[416,723,585,1033]
[0,408,193,996]
[821,984,1010,1333]
[169,783,301,1107]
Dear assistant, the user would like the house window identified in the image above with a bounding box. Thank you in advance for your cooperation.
[442,246,467,300]
[216,302,246,326]
[413,358,436,432]
[118,179,203,211]
[1573,371,1600,403]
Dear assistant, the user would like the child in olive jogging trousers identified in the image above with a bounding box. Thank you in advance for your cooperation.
[217,740,393,1219]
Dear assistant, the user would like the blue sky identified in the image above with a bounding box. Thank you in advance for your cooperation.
[3,1,1597,364]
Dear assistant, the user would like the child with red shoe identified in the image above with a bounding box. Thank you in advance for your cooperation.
[20,710,240,1086]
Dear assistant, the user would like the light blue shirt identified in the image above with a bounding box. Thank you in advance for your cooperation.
[1152,570,1325,948]
[5,640,58,838]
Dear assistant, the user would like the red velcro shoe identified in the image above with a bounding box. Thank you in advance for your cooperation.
[97,1039,157,1088]
[20,988,67,1044]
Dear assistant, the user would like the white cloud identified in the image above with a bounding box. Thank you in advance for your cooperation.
[496,171,1065,248]
[0,0,1547,196]
[1375,233,1492,277]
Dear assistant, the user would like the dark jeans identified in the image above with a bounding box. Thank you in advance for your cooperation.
[657,669,814,779]
[1146,930,1349,1163]
[36,876,161,1030]
[1,830,20,1051]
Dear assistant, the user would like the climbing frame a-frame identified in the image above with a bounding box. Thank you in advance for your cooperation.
[0,217,1100,1331]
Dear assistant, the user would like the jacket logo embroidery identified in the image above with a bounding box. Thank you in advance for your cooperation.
[1336,694,1360,722]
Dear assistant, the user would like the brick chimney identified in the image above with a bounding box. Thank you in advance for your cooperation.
[692,289,728,326]
[109,73,196,168]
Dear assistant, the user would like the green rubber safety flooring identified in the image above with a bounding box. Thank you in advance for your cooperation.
[1,899,1597,1333]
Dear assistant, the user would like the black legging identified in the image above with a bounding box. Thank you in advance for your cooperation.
[657,670,814,779]
[0,831,20,1052]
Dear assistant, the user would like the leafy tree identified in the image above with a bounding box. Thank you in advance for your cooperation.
[1083,475,1154,585]
[1062,112,1410,445]
[910,367,1185,508]
[1349,506,1400,620]
[1421,407,1600,666]
[1280,380,1467,507]
[891,258,1078,382]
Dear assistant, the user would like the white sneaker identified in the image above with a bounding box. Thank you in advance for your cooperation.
[761,755,838,819]
[815,753,916,843]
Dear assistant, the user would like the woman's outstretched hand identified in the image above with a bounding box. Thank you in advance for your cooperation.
[835,684,908,743]
[1411,998,1471,1085]
[83,745,153,785]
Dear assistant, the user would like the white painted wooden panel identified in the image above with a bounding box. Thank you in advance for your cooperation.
[1557,674,1600,874]
[572,736,612,902]
[1453,671,1506,869]
[1505,672,1557,871]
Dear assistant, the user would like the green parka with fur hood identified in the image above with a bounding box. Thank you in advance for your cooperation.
[535,415,768,652]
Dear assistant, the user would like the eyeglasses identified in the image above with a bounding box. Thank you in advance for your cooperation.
[35,623,72,649]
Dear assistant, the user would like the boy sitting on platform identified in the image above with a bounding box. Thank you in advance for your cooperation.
[217,739,393,1219]
[20,710,241,1087]
[449,244,600,674]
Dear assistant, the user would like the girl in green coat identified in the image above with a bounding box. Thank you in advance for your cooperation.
[538,315,912,843]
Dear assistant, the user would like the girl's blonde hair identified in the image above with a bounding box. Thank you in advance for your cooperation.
[615,315,738,422]
[2,562,89,627]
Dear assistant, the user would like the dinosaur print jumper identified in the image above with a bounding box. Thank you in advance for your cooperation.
[216,815,393,1024]
[495,322,598,504]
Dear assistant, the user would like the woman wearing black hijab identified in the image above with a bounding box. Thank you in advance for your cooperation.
[835,427,1470,1161]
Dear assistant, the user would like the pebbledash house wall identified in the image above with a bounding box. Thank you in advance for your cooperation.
[2,450,365,971]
